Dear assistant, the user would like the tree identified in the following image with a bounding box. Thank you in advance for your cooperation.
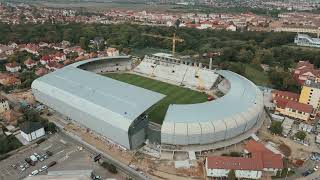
[228,169,236,180]
[269,121,283,135]
[295,131,306,140]
[238,49,253,63]
[79,37,88,50]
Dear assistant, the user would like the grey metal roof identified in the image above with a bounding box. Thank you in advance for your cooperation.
[33,58,165,128]
[19,121,43,134]
[163,70,261,123]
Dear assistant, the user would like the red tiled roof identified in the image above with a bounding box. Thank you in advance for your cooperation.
[5,62,20,68]
[41,55,52,61]
[206,156,263,171]
[35,68,48,76]
[24,58,37,65]
[244,140,272,154]
[296,61,314,70]
[273,96,290,109]
[272,90,300,101]
[286,101,313,114]
[260,153,284,169]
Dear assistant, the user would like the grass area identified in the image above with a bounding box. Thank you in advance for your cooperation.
[244,64,271,87]
[103,73,208,124]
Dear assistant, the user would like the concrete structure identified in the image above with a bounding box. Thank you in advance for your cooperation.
[282,118,294,137]
[276,101,313,121]
[161,70,264,145]
[294,34,320,48]
[19,121,45,142]
[0,97,9,113]
[32,56,165,150]
[299,79,320,111]
[272,90,314,121]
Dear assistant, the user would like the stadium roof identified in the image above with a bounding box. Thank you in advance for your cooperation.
[163,70,261,123]
[33,57,165,130]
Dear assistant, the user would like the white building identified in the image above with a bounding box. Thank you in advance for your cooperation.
[5,62,21,73]
[206,156,262,179]
[106,47,119,57]
[294,34,320,48]
[19,121,45,142]
[0,98,9,113]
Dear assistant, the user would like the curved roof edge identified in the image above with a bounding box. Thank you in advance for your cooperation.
[162,70,264,123]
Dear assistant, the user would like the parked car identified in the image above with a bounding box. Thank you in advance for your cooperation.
[302,169,314,176]
[46,151,53,156]
[25,158,36,166]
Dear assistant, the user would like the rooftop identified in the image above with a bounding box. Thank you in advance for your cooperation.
[272,90,300,101]
[286,100,313,114]
[32,56,166,130]
[164,70,262,123]
[19,121,43,134]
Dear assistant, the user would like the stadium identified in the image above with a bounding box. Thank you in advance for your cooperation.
[31,53,265,151]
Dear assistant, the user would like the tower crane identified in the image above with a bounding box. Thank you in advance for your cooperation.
[142,33,184,56]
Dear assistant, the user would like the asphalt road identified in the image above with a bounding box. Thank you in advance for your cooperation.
[57,131,148,180]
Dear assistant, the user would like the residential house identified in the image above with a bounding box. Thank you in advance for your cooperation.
[24,58,38,69]
[19,121,45,142]
[19,44,39,55]
[64,46,85,56]
[106,47,119,57]
[35,67,49,76]
[39,42,49,48]
[40,55,52,65]
[53,52,66,62]
[5,62,21,73]
[46,61,64,71]
[293,61,320,85]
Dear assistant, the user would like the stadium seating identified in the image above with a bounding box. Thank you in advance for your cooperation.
[135,56,219,90]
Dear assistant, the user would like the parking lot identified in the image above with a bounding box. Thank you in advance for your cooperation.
[0,133,122,180]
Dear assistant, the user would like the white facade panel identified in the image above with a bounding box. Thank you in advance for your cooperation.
[174,123,188,145]
[199,122,215,144]
[187,123,201,144]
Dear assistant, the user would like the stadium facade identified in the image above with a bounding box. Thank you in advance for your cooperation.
[32,54,264,150]
[31,56,165,150]
[161,70,264,145]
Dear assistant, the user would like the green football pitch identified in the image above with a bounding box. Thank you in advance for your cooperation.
[103,73,208,124]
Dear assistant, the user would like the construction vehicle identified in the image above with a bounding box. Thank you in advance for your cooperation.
[142,33,184,56]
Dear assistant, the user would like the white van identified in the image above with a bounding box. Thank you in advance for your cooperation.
[31,170,39,176]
